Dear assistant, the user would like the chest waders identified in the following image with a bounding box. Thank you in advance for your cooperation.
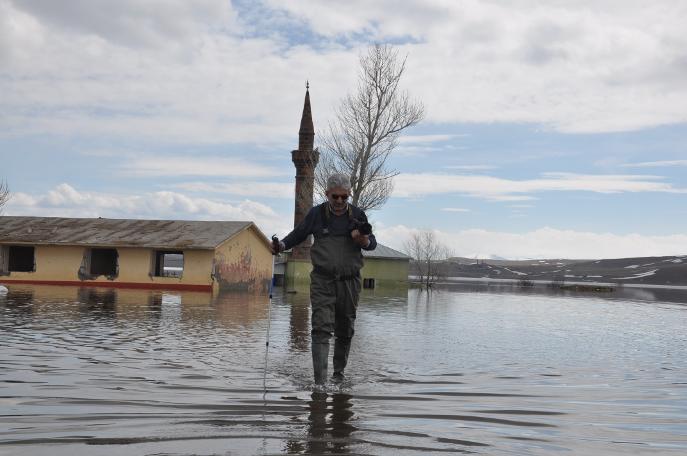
[308,207,364,385]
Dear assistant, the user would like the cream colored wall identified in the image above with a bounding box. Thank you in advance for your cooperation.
[37,245,83,280]
[1,244,214,286]
[213,226,272,293]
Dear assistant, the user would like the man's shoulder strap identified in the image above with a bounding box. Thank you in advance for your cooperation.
[320,203,354,230]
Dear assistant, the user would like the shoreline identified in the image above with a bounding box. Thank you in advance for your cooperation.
[412,276,687,291]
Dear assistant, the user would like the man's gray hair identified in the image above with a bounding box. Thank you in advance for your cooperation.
[326,173,351,191]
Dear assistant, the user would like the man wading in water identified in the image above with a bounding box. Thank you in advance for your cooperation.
[272,173,377,385]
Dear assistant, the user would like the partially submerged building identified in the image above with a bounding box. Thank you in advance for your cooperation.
[0,216,273,293]
[278,243,410,289]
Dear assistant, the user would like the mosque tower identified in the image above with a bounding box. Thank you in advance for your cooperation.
[291,82,319,260]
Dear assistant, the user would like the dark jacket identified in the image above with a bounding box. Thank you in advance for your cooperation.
[282,202,377,274]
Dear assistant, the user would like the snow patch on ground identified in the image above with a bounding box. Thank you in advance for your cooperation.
[504,268,527,276]
[624,264,639,269]
[613,269,659,280]
[666,259,683,263]
[587,275,603,278]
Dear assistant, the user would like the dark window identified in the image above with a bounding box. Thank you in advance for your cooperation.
[153,251,184,278]
[9,246,35,272]
[90,248,118,276]
[363,278,376,289]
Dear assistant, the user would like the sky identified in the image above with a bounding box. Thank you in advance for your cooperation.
[1,0,686,259]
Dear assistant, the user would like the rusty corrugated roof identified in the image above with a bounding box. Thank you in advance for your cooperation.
[0,216,261,250]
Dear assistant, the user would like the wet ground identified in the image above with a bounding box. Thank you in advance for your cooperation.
[1,283,686,455]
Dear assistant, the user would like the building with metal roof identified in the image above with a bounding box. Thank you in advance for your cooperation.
[0,216,273,293]
[276,241,410,290]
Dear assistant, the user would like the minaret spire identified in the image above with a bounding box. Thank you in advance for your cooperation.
[298,82,314,151]
[291,83,320,261]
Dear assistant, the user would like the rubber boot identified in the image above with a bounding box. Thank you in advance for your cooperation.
[332,338,351,382]
[312,342,329,385]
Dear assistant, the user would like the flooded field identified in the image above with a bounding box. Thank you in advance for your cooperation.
[1,283,686,455]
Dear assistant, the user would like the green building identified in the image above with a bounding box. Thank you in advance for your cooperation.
[281,243,410,291]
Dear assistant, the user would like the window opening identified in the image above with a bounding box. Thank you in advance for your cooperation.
[153,251,184,278]
[90,248,118,277]
[363,278,376,289]
[8,246,35,272]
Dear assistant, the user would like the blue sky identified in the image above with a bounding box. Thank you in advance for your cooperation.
[1,0,686,259]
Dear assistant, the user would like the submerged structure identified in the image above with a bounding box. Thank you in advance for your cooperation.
[0,216,273,293]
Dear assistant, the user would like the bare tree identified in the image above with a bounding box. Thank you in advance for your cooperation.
[0,180,9,214]
[404,231,452,288]
[316,44,424,210]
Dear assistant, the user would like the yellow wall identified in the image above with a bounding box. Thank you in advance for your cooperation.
[283,256,409,289]
[1,244,214,287]
[213,226,273,293]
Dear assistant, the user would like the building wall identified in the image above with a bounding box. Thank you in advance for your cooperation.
[212,226,272,293]
[361,258,409,286]
[285,258,312,291]
[0,244,215,290]
[284,256,409,289]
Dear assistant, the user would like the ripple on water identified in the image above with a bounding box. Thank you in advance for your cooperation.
[0,284,686,455]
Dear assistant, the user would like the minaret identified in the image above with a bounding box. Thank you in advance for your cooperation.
[291,82,319,260]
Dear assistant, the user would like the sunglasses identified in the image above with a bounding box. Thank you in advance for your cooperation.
[329,193,349,201]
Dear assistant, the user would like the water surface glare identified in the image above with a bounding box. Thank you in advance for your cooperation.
[1,284,686,455]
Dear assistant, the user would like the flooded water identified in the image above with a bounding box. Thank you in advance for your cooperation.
[1,283,686,455]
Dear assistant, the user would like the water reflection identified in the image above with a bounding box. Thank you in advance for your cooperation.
[78,288,116,318]
[0,283,686,455]
[438,279,687,305]
[288,292,311,352]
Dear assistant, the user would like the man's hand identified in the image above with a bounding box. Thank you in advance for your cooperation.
[351,229,370,248]
[271,236,283,255]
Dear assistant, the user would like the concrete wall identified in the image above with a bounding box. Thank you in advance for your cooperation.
[285,259,313,291]
[361,258,409,287]
[0,244,215,290]
[212,226,272,293]
[284,256,409,289]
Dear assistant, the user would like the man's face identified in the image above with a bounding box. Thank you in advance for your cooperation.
[326,186,350,212]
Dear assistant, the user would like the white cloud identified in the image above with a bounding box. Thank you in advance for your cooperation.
[8,0,236,47]
[2,0,686,144]
[0,0,356,144]
[377,224,687,259]
[173,181,294,198]
[440,207,469,212]
[621,160,687,168]
[394,172,686,200]
[399,134,460,144]
[443,165,496,171]
[7,184,686,260]
[274,0,687,133]
[4,183,282,230]
[119,157,286,178]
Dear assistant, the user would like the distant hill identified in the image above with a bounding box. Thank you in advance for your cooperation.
[411,255,687,286]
